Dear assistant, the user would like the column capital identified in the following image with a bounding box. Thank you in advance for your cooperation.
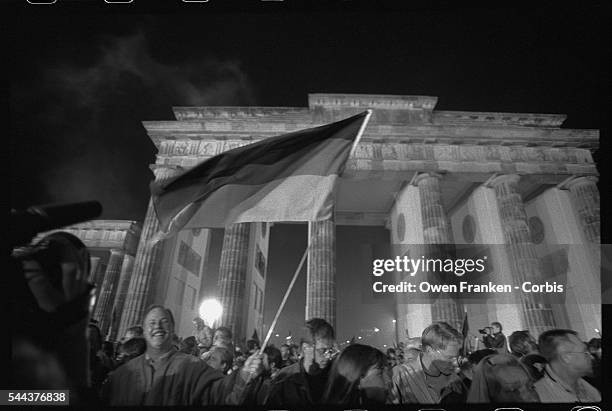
[483,173,521,188]
[557,175,599,190]
[384,216,392,231]
[411,171,445,186]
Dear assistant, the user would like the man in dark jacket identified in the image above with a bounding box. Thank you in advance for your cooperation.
[265,318,337,407]
[101,305,263,406]
[484,322,508,354]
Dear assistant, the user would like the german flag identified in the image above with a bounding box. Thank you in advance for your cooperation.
[151,111,370,240]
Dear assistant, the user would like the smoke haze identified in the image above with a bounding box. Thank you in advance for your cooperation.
[10,30,255,219]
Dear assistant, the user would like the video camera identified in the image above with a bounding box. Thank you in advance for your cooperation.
[9,201,102,333]
[9,201,102,248]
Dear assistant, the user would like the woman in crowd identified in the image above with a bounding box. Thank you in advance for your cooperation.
[467,353,539,403]
[321,344,389,406]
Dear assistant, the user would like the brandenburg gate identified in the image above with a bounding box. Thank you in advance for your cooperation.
[115,94,600,343]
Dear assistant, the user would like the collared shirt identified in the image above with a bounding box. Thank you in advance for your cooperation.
[389,352,454,404]
[143,348,178,394]
[534,364,601,403]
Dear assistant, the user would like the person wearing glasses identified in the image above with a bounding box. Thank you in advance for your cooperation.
[389,322,463,404]
[265,318,338,407]
[534,329,601,403]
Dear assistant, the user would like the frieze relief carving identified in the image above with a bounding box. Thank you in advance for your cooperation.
[158,140,173,155]
[434,145,461,161]
[353,143,374,159]
[196,141,219,156]
[157,140,595,175]
[381,144,400,160]
[174,140,189,156]
[220,140,251,152]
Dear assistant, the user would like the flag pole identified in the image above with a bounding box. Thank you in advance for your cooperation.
[257,110,372,355]
[348,109,372,159]
[259,246,309,354]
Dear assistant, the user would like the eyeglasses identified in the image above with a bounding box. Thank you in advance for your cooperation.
[564,351,593,357]
[315,347,339,360]
[434,349,460,362]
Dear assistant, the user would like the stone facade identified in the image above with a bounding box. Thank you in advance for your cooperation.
[127,93,599,342]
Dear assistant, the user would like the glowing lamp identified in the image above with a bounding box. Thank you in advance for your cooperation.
[199,299,223,327]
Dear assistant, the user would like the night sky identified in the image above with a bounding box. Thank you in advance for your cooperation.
[8,2,605,344]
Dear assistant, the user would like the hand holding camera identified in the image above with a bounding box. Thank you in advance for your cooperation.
[15,232,94,315]
[478,327,492,335]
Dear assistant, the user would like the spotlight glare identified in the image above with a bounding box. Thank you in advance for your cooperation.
[199,299,223,327]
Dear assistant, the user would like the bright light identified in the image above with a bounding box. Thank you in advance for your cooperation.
[286,336,291,340]
[346,340,350,343]
[392,319,396,323]
[199,299,223,327]
[275,334,280,337]
[383,344,387,347]
[374,327,380,332]
[358,336,362,340]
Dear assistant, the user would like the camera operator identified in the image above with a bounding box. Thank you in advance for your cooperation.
[481,322,508,354]
[478,326,493,349]
[10,231,96,403]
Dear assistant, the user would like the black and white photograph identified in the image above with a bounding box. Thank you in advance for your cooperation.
[7,1,606,409]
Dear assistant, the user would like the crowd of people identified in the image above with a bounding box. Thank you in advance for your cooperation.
[10,230,603,407]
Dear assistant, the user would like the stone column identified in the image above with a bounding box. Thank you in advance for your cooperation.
[89,256,101,283]
[217,223,251,342]
[414,172,463,330]
[91,261,107,314]
[416,173,453,244]
[306,218,336,328]
[94,249,125,336]
[107,254,135,341]
[564,176,600,243]
[487,174,556,336]
[118,165,182,338]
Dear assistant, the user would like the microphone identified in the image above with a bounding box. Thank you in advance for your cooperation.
[9,201,103,246]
